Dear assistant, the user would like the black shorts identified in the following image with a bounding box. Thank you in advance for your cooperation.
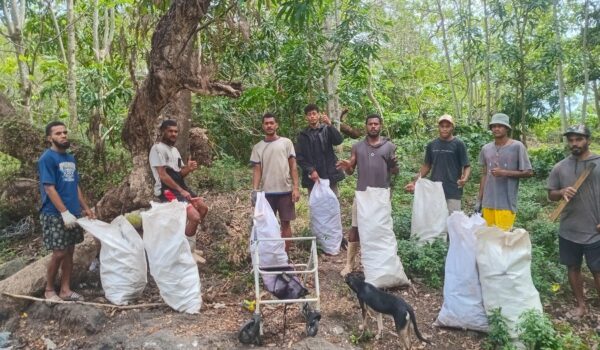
[265,193,296,222]
[559,236,600,272]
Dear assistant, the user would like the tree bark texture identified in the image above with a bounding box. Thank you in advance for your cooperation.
[436,0,461,120]
[553,0,568,137]
[580,0,590,123]
[66,0,78,131]
[95,0,241,221]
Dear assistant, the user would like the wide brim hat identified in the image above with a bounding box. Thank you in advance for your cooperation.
[489,113,511,129]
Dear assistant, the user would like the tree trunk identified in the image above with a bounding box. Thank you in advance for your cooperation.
[46,1,66,63]
[553,0,568,137]
[66,0,78,131]
[483,0,491,123]
[323,4,341,125]
[1,0,31,121]
[159,90,192,161]
[436,0,461,120]
[593,79,600,125]
[95,0,241,221]
[580,0,590,123]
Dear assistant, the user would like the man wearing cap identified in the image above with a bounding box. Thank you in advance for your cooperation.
[477,113,533,230]
[547,125,600,317]
[404,114,470,213]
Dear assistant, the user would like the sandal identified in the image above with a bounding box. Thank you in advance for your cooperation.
[44,290,62,302]
[60,291,85,302]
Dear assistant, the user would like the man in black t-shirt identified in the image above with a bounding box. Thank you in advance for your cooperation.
[405,115,471,213]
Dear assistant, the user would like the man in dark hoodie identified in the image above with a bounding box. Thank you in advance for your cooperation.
[547,125,600,318]
[296,104,345,195]
[336,114,398,276]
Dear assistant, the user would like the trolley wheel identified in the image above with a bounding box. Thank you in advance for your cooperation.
[238,315,261,345]
[304,308,321,337]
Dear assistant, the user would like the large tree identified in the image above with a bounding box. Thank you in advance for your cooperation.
[95,0,241,220]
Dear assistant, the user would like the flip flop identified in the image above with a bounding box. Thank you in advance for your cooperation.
[45,290,62,303]
[60,291,85,302]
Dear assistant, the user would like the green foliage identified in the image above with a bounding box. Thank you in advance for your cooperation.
[349,329,375,345]
[483,308,517,350]
[529,146,566,179]
[455,123,491,160]
[396,238,448,289]
[0,152,20,181]
[193,155,252,192]
[516,309,561,350]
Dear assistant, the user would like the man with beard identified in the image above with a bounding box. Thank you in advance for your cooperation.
[336,114,398,276]
[39,121,95,301]
[149,119,208,263]
[547,125,600,318]
[250,113,300,251]
[404,114,470,213]
[477,113,533,230]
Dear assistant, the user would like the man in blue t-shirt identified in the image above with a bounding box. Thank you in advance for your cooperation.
[38,121,95,302]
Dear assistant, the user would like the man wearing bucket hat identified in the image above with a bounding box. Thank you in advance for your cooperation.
[476,113,533,230]
[404,114,471,213]
[547,125,600,318]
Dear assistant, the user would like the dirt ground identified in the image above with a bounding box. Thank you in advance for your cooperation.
[2,191,599,349]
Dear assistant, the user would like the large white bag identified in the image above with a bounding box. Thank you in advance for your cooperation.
[77,216,147,305]
[435,212,488,332]
[356,187,410,288]
[141,201,202,314]
[250,192,288,267]
[476,227,542,336]
[411,178,448,243]
[309,179,343,255]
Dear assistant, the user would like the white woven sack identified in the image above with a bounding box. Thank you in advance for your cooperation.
[476,227,542,337]
[78,216,147,305]
[142,201,202,314]
[356,187,410,288]
[309,179,343,255]
[435,212,488,332]
[250,192,289,267]
[411,178,448,243]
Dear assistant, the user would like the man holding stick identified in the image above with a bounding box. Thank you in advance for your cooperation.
[547,125,600,318]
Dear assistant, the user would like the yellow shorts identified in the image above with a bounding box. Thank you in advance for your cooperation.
[482,208,516,231]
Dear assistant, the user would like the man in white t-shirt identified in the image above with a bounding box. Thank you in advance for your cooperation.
[149,120,208,261]
[250,113,300,251]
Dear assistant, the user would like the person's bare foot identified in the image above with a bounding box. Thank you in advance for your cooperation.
[568,305,587,319]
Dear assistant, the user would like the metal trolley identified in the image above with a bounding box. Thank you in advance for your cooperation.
[238,236,322,345]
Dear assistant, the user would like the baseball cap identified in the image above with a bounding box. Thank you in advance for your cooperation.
[563,124,591,137]
[438,114,455,126]
[489,113,511,129]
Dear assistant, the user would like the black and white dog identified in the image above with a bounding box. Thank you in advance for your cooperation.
[345,273,430,349]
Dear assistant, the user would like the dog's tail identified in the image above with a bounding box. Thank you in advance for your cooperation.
[408,306,430,344]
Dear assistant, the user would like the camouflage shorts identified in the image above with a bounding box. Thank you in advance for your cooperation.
[40,213,84,251]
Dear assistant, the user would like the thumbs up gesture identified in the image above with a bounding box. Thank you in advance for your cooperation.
[187,156,198,172]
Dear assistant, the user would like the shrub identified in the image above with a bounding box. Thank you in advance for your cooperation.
[193,154,251,192]
[397,238,447,289]
[483,308,516,350]
[516,309,561,350]
[529,146,566,179]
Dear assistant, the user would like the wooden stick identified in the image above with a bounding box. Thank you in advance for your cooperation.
[2,292,164,310]
[549,162,597,221]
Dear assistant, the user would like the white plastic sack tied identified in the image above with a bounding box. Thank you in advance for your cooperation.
[77,216,147,305]
[142,201,202,314]
[250,192,288,267]
[309,179,343,255]
[411,178,448,243]
[435,212,488,332]
[476,227,542,337]
[356,187,410,288]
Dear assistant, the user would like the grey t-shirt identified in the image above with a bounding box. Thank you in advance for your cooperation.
[547,154,600,244]
[478,140,532,212]
[353,138,396,191]
[424,137,470,200]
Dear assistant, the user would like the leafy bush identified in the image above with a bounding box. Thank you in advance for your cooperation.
[516,309,561,350]
[397,238,447,289]
[193,154,251,192]
[0,152,20,181]
[455,123,490,160]
[529,146,566,179]
[483,308,516,350]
